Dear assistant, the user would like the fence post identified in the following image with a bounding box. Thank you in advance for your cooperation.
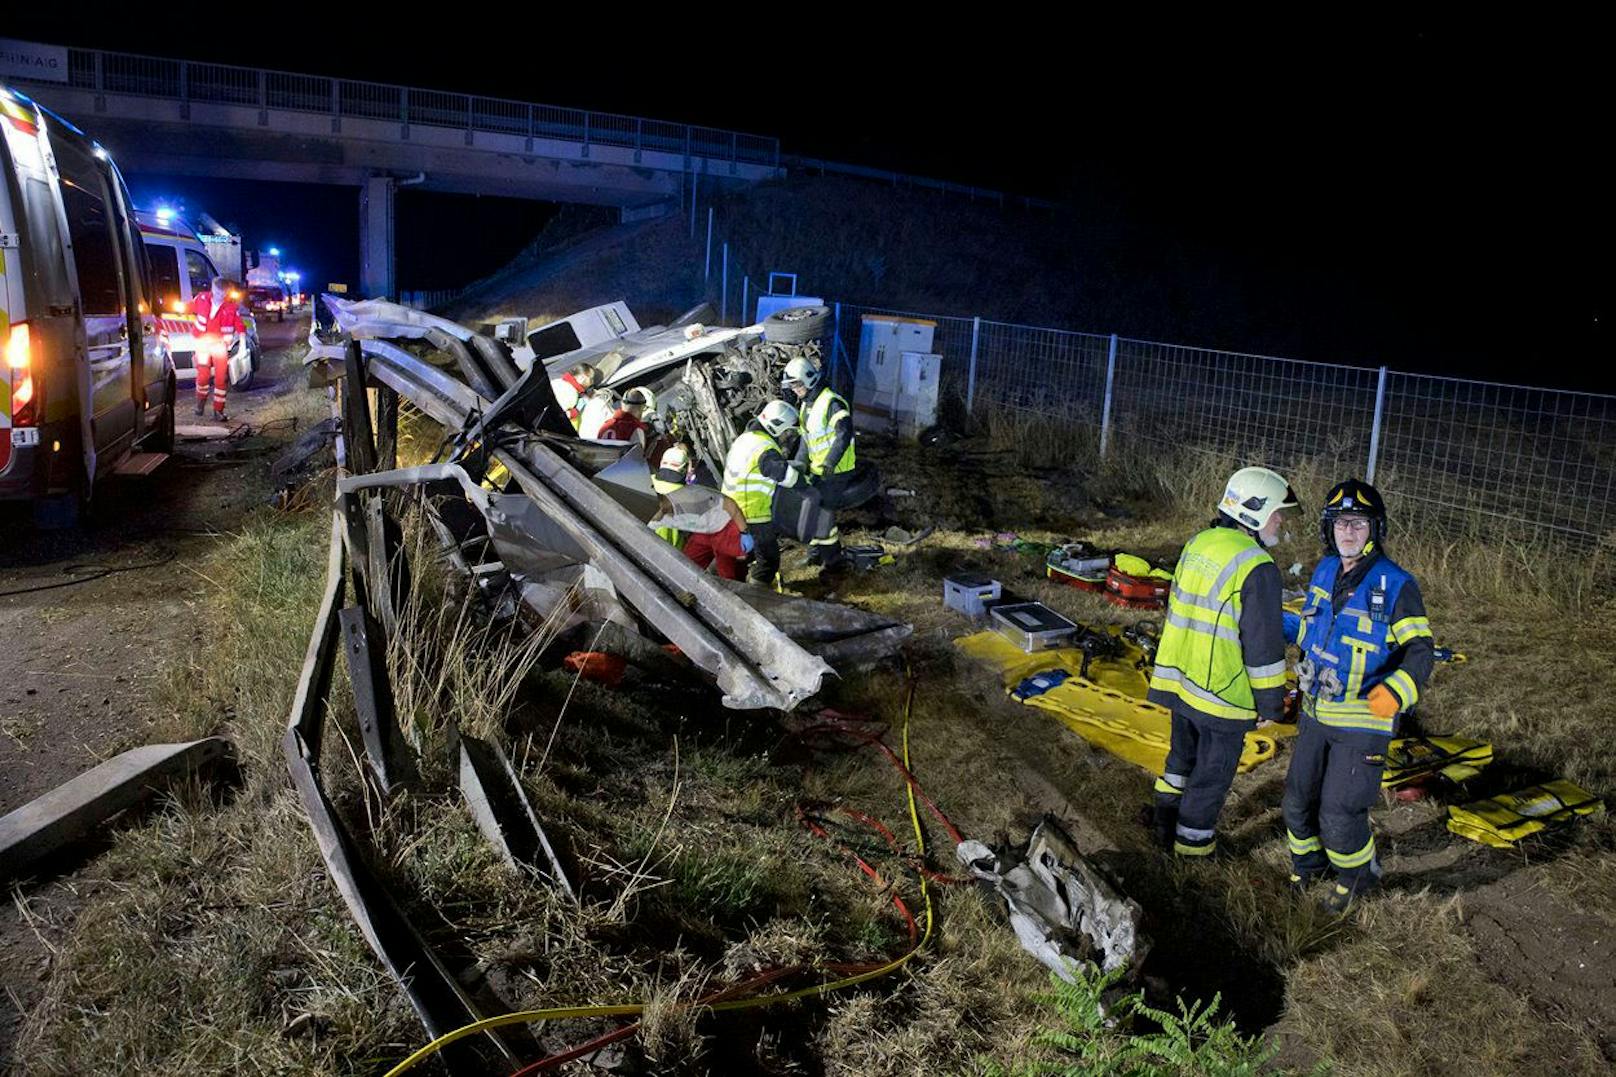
[1099,333,1119,459]
[704,207,714,282]
[966,316,981,411]
[721,243,729,324]
[689,170,697,238]
[1366,365,1388,484]
[833,302,845,392]
[741,277,750,326]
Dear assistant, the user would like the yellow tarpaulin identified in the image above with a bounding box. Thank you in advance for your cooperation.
[956,630,1282,774]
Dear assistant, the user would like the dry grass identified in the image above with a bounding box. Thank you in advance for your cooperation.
[817,421,1616,1074]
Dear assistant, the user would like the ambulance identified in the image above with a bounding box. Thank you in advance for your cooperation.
[136,209,260,387]
[1,82,178,526]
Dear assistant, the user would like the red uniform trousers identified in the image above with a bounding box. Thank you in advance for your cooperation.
[682,521,747,581]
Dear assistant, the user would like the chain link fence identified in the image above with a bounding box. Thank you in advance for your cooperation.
[811,301,1615,555]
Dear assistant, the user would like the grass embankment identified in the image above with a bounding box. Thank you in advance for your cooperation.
[816,406,1616,1075]
[15,393,1613,1075]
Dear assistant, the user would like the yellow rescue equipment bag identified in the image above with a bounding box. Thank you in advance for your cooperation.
[956,630,1281,775]
[1446,779,1604,848]
[1382,736,1494,788]
[1112,553,1173,581]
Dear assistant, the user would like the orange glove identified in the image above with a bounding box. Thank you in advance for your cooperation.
[1367,684,1401,719]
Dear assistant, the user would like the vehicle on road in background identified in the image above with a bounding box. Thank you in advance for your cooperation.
[137,209,255,391]
[1,82,177,526]
[248,283,289,322]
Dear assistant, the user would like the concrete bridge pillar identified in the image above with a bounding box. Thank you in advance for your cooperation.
[359,174,396,300]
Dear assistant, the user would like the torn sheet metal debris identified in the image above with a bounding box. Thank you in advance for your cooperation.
[956,815,1146,979]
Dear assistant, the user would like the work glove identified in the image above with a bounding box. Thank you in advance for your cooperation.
[1366,684,1401,719]
[739,532,756,555]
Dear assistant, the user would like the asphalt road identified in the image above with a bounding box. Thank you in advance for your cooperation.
[0,312,313,1064]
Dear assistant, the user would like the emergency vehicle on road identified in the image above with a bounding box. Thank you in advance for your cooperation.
[136,209,259,388]
[1,82,178,526]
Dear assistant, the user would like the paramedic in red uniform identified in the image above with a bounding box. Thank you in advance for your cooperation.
[191,277,244,420]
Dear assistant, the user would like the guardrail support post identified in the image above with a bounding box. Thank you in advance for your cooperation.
[582,113,590,158]
[1366,365,1389,483]
[704,208,714,282]
[1099,333,1119,459]
[178,61,189,120]
[94,52,105,112]
[330,79,340,134]
[257,70,267,126]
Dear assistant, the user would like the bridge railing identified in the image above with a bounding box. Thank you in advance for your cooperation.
[48,45,780,169]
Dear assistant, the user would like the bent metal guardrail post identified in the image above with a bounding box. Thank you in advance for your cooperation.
[282,510,517,1074]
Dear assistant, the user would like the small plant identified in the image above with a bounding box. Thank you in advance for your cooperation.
[991,963,1277,1077]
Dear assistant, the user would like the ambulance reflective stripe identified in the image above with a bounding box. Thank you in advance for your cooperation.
[722,430,784,523]
[1287,830,1323,855]
[1327,834,1376,870]
[1391,616,1433,645]
[1154,771,1186,797]
[801,387,855,474]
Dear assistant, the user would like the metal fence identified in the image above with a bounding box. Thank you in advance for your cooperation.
[43,45,780,168]
[815,301,1616,555]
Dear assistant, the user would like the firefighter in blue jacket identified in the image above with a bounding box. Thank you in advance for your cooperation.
[1282,479,1434,913]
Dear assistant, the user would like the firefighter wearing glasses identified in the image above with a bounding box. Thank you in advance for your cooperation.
[1282,479,1433,913]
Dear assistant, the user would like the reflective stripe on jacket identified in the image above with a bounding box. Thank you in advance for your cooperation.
[722,429,788,523]
[1293,554,1432,735]
[801,387,855,475]
[1147,524,1285,722]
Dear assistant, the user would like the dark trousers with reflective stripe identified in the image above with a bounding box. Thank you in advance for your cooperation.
[1282,713,1386,887]
[1155,707,1251,855]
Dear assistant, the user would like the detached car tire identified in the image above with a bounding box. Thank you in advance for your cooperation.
[761,305,831,345]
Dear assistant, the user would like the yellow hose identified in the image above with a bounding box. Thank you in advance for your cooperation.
[383,679,935,1077]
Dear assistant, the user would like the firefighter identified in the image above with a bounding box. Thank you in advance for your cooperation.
[1282,480,1433,913]
[780,356,856,566]
[647,455,755,581]
[1148,466,1298,857]
[597,387,654,445]
[721,400,803,585]
[191,277,244,421]
[549,362,598,431]
[651,442,691,547]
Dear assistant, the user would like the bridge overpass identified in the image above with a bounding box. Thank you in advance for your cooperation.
[3,42,781,297]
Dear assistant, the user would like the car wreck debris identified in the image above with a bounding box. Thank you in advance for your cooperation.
[956,815,1147,980]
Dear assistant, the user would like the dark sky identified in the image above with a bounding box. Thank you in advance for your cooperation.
[6,18,1605,387]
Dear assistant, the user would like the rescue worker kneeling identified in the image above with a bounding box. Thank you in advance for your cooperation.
[598,387,654,446]
[1282,480,1433,913]
[648,445,755,581]
[781,357,858,567]
[1148,467,1297,857]
[721,400,803,585]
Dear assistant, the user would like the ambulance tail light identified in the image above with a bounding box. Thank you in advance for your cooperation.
[7,322,40,427]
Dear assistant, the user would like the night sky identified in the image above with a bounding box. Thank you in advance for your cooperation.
[5,19,1604,388]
